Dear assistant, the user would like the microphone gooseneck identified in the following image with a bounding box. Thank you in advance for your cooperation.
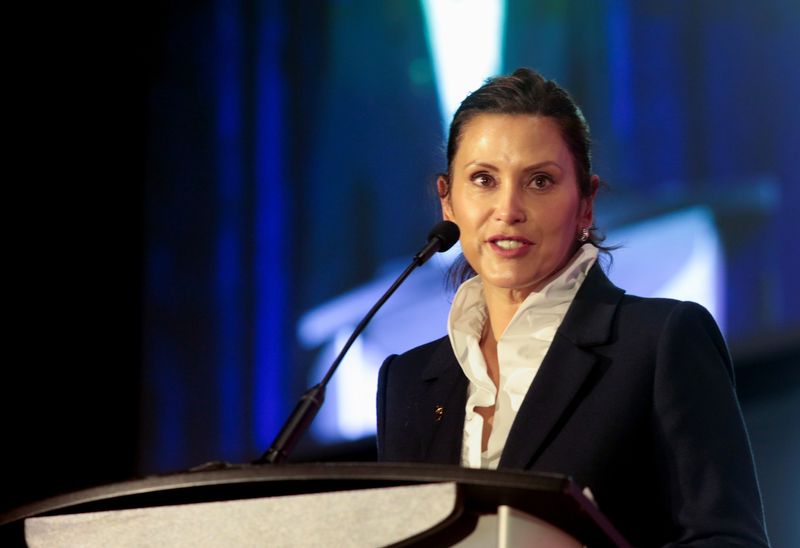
[255,221,459,465]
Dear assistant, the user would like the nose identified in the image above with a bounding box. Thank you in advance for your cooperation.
[494,183,526,224]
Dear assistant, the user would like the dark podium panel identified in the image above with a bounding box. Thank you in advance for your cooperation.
[0,462,631,547]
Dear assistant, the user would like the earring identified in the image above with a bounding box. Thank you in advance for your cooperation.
[578,226,590,242]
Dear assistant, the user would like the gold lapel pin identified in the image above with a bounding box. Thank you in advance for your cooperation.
[434,405,444,422]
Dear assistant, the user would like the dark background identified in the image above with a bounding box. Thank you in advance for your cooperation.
[5,0,145,508]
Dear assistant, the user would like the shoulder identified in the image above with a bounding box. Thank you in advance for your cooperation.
[617,294,711,324]
[379,335,452,382]
[393,335,451,363]
[574,264,722,347]
[616,292,722,343]
[609,293,735,389]
[584,262,713,322]
[585,268,731,378]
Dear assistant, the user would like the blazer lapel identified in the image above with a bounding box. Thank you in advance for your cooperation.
[499,265,625,469]
[417,340,468,465]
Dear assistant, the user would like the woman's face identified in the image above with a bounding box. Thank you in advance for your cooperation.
[440,114,595,297]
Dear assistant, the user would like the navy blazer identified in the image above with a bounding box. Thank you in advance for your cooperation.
[377,265,769,547]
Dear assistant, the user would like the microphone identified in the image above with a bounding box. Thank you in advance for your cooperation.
[254,220,459,464]
[415,220,460,265]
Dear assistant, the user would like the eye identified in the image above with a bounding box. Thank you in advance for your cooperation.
[470,172,495,188]
[528,173,554,190]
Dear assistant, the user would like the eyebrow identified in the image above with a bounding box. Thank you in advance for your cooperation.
[464,160,564,172]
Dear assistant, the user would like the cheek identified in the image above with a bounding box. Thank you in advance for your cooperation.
[535,200,581,244]
[552,210,579,232]
[448,191,476,225]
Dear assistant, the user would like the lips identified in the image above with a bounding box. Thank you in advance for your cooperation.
[488,235,532,245]
[494,239,525,250]
[487,235,533,256]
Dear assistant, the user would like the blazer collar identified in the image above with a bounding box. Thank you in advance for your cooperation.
[499,264,625,469]
[557,262,625,347]
[414,264,625,469]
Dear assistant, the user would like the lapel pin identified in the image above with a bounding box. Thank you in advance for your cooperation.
[434,404,444,422]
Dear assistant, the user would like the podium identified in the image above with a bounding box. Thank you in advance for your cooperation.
[0,462,631,547]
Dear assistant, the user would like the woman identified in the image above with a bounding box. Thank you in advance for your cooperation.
[376,68,769,546]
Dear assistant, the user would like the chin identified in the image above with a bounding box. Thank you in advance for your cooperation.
[483,272,547,292]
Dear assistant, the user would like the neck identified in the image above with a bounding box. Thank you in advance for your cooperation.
[483,286,530,341]
[481,245,587,339]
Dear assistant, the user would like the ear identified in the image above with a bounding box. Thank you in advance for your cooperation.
[579,175,599,228]
[437,175,455,221]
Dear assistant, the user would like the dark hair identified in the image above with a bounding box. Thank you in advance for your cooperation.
[438,67,612,288]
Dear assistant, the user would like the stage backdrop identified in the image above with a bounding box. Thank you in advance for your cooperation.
[139,0,800,543]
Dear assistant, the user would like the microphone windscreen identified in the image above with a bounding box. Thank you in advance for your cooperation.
[428,220,460,252]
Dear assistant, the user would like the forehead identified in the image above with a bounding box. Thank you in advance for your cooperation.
[455,114,572,167]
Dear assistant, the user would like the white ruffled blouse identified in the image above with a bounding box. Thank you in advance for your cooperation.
[447,244,598,469]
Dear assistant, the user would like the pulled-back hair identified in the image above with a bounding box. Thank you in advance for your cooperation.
[439,68,611,288]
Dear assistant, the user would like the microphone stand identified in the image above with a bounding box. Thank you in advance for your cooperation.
[254,225,455,465]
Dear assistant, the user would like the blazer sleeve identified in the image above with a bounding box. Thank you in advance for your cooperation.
[653,301,769,547]
[375,353,396,462]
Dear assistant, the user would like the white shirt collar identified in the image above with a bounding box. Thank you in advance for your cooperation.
[447,244,599,469]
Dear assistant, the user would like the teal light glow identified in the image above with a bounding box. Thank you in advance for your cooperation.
[421,0,507,132]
